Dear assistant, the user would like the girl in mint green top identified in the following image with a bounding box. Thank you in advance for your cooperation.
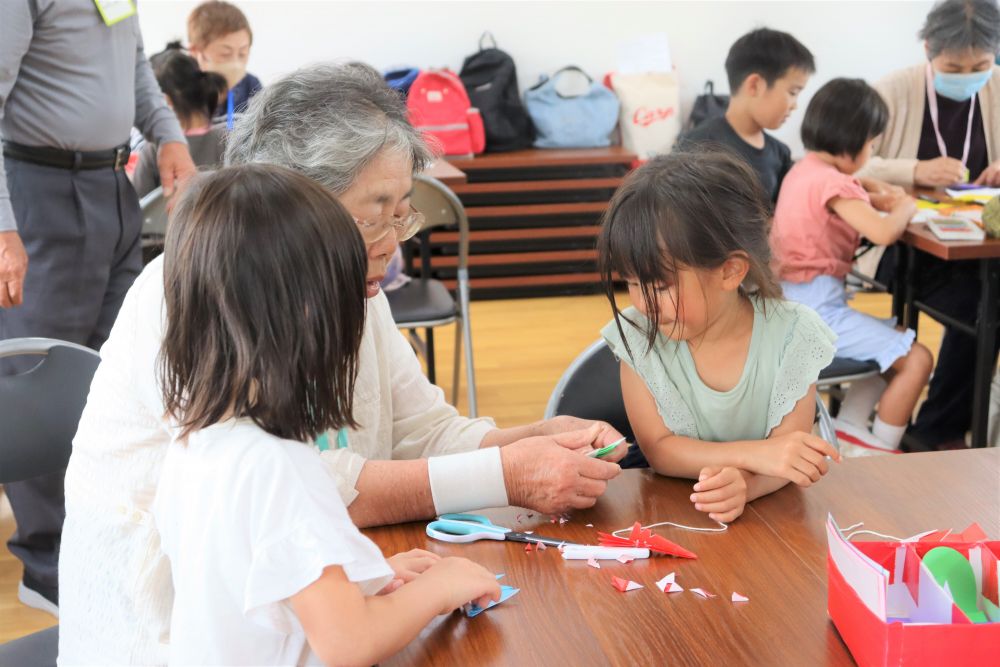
[597,152,841,524]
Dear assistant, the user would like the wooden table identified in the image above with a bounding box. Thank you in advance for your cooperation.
[425,160,467,186]
[365,449,998,666]
[892,218,1000,447]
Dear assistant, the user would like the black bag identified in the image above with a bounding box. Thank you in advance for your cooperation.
[459,32,534,152]
[686,80,729,131]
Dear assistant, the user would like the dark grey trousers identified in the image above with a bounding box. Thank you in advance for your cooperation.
[1,157,142,597]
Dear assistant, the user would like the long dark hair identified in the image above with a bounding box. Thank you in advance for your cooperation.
[150,42,228,123]
[160,165,368,442]
[598,151,780,357]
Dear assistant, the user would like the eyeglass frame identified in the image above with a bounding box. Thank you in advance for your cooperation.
[353,205,425,244]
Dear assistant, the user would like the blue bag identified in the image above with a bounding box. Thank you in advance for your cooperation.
[524,67,620,149]
[384,67,421,98]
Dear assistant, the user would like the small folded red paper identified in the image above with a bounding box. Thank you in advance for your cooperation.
[597,522,698,559]
[611,576,642,592]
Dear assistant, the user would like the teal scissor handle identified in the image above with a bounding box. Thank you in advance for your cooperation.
[426,513,510,543]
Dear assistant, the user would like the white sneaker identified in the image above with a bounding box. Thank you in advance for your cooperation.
[833,418,900,458]
[18,580,59,618]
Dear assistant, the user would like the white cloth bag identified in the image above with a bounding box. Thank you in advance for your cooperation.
[607,71,681,160]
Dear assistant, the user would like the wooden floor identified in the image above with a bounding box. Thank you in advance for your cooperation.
[0,291,943,643]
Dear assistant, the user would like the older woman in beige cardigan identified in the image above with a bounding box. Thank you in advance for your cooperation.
[864,0,1000,187]
[862,0,1000,452]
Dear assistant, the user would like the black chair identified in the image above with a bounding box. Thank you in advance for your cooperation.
[0,626,58,667]
[817,357,882,417]
[0,337,101,667]
[386,175,477,416]
[0,337,100,481]
[545,339,839,468]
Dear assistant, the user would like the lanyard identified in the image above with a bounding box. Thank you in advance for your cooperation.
[925,63,976,166]
[226,90,235,131]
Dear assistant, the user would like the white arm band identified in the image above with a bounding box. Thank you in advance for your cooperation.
[427,447,509,514]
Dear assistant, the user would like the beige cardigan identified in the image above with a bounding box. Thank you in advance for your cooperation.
[860,63,1000,185]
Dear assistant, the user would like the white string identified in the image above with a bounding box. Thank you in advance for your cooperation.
[612,518,728,538]
[842,522,906,542]
[845,528,906,541]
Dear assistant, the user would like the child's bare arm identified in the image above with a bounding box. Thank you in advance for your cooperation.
[621,362,752,477]
[622,364,839,485]
[829,195,917,245]
[292,559,500,667]
[741,386,825,500]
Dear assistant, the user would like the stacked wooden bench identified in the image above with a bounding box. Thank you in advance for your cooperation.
[415,147,636,300]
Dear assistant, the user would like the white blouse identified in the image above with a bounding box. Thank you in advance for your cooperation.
[153,419,393,666]
[57,255,495,665]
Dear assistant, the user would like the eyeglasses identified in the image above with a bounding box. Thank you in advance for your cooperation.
[354,205,425,244]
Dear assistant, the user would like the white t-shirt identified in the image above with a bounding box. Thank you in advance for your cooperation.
[153,419,394,666]
[58,255,494,665]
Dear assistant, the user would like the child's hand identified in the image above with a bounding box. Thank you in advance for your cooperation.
[690,467,747,523]
[868,186,907,213]
[379,549,442,594]
[421,557,502,615]
[891,196,918,221]
[749,431,840,487]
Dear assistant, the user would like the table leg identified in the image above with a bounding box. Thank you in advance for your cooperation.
[892,243,908,324]
[971,258,999,448]
[903,245,920,333]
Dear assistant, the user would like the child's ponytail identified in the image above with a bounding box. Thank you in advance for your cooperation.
[199,70,228,118]
[149,45,229,126]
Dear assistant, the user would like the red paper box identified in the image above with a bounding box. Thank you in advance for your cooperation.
[827,517,1000,666]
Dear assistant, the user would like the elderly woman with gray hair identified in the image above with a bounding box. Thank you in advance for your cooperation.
[864,0,1000,186]
[856,0,1000,452]
[57,62,623,664]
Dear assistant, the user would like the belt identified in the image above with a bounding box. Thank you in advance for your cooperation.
[2,140,131,171]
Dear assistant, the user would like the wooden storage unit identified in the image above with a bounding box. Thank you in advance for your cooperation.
[415,148,635,300]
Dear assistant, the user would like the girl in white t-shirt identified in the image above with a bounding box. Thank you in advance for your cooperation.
[149,165,500,666]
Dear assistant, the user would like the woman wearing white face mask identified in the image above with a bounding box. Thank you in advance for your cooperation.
[862,0,1000,188]
[859,0,1000,453]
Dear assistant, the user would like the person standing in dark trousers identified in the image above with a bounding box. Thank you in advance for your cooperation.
[0,0,195,616]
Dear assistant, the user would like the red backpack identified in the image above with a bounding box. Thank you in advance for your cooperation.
[407,69,485,156]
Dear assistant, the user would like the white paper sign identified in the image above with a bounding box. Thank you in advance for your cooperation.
[617,33,673,74]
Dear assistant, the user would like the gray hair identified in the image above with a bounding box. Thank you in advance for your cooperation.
[919,0,1000,57]
[224,61,435,195]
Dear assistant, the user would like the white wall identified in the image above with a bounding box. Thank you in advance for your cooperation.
[139,0,935,156]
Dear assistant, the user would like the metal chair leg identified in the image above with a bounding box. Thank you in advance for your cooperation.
[459,271,477,417]
[452,317,462,408]
[425,327,436,384]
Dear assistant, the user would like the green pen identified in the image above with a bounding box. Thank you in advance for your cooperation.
[315,428,349,452]
[587,436,628,459]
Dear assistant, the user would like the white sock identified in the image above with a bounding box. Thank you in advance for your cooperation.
[872,416,906,450]
[837,375,887,427]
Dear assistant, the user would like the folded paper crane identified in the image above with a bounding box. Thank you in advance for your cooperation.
[598,522,698,559]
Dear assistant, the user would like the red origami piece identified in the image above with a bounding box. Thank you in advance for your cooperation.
[610,576,643,592]
[597,522,698,559]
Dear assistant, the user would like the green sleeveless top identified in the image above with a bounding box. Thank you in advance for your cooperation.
[601,298,836,442]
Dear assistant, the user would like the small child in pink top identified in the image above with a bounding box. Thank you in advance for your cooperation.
[772,78,933,456]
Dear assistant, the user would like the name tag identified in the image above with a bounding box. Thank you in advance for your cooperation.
[93,0,136,26]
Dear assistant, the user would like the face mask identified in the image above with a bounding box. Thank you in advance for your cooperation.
[933,68,993,102]
[199,55,246,90]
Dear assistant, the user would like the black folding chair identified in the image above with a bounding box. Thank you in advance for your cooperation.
[0,337,100,667]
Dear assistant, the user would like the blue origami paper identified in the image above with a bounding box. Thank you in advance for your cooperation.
[465,574,520,618]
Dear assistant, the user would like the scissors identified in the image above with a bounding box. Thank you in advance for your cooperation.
[426,513,575,548]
